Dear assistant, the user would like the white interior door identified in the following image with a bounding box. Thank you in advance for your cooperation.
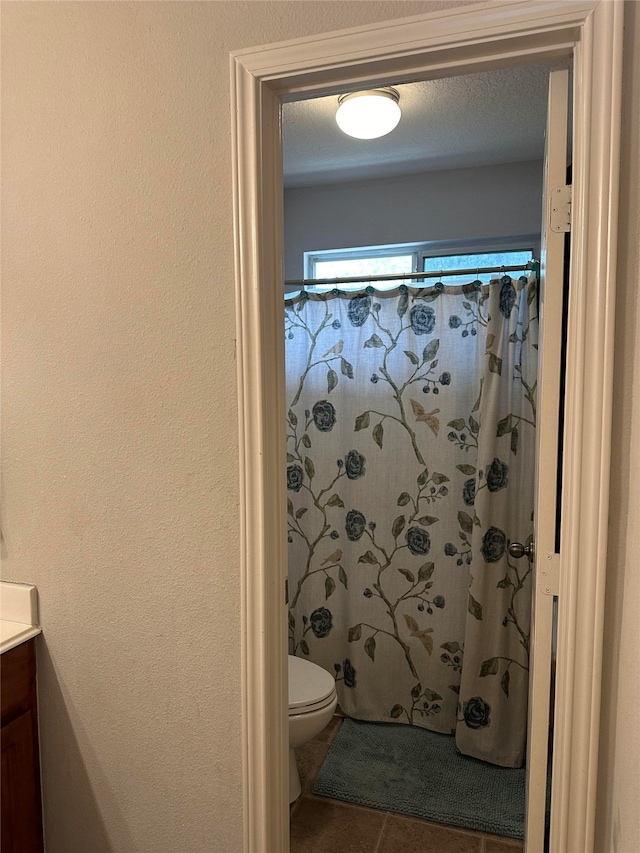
[524,67,570,853]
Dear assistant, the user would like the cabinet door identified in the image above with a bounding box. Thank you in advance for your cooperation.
[1,708,44,853]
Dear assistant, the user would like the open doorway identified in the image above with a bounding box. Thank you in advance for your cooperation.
[230,5,622,852]
[283,63,561,852]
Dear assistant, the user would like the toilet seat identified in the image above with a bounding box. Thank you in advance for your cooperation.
[288,655,337,716]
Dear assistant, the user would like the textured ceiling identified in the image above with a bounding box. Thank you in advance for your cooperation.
[283,63,557,187]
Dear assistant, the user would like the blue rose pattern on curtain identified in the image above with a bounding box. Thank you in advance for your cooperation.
[285,276,538,768]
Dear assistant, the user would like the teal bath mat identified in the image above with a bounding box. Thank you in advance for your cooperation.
[313,718,527,839]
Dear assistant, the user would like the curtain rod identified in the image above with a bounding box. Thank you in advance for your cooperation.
[284,261,539,289]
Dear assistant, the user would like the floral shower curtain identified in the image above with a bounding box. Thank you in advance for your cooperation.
[285,275,537,768]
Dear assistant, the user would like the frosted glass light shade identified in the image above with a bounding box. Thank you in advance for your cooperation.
[335,89,401,140]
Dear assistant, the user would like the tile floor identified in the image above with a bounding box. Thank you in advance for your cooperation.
[290,716,525,853]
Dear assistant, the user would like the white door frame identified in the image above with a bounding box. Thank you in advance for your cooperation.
[230,3,623,851]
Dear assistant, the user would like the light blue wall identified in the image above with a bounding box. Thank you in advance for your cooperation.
[284,160,543,280]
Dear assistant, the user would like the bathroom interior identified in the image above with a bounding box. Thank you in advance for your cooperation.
[282,62,566,853]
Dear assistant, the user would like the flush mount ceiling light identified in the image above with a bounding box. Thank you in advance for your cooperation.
[335,88,401,140]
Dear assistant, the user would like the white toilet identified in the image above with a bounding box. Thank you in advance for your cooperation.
[288,654,338,803]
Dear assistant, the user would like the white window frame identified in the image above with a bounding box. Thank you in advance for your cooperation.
[304,234,539,285]
[304,242,420,280]
[419,234,539,271]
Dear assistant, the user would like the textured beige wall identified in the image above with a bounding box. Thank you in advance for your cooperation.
[0,2,456,851]
[595,3,640,852]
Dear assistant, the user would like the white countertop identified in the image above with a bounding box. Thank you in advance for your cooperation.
[0,581,41,654]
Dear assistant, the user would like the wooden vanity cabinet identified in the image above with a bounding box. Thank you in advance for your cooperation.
[1,639,44,853]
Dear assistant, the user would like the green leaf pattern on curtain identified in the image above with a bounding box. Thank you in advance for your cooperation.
[285,276,537,768]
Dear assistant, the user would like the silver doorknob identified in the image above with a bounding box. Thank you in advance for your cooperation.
[508,541,535,561]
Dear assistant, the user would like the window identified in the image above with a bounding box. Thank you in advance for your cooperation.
[421,249,534,286]
[301,238,536,291]
[306,247,414,291]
